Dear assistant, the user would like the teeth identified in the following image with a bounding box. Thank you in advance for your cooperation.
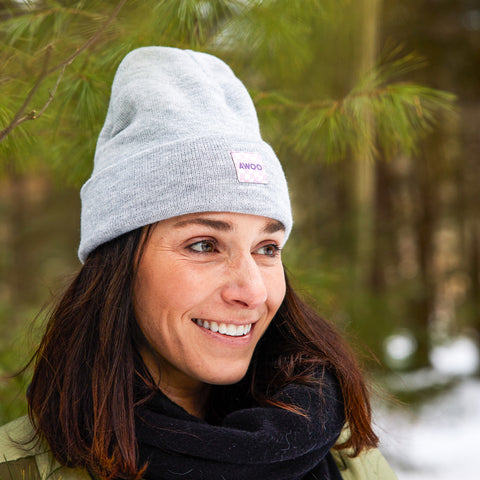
[194,319,252,337]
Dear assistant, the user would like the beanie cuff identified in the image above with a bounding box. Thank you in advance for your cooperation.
[79,134,292,262]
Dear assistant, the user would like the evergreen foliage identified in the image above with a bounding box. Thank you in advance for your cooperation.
[0,0,455,181]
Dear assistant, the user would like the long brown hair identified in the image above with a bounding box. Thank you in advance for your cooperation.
[27,226,377,480]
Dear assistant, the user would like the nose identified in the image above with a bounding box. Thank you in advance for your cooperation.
[221,254,268,308]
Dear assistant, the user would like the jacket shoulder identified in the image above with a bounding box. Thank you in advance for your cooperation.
[331,427,398,480]
[331,447,398,480]
[0,416,45,462]
[0,416,91,480]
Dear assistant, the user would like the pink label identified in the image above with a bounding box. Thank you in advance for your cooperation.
[231,151,268,184]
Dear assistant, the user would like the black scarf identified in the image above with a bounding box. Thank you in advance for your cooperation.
[135,371,345,480]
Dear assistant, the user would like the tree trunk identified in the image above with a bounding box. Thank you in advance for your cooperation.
[352,0,382,291]
[411,145,437,368]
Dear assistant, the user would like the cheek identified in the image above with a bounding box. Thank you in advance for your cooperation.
[266,267,286,314]
[134,260,210,328]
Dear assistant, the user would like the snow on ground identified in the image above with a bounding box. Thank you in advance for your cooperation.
[373,337,480,480]
[375,379,480,480]
[430,337,479,376]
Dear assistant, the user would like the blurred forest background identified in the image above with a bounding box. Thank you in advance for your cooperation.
[1,1,479,477]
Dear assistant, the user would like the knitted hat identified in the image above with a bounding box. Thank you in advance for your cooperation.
[79,47,292,263]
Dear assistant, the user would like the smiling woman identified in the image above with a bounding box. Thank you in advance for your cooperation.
[0,47,397,480]
[134,213,287,416]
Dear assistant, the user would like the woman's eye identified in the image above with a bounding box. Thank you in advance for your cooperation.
[188,240,216,253]
[256,244,281,257]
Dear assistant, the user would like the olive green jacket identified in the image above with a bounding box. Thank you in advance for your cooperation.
[0,416,397,480]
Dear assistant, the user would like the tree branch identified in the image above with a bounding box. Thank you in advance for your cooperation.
[47,0,127,76]
[0,0,127,144]
[0,45,53,142]
[254,83,436,114]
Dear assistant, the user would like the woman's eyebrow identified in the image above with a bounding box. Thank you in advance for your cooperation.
[263,220,285,234]
[173,217,285,233]
[173,218,233,231]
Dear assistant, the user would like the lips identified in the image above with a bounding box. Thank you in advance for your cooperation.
[193,318,252,337]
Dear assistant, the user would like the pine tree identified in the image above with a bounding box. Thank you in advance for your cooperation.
[1,0,454,179]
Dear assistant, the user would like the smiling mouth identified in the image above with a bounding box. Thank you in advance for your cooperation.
[193,319,252,337]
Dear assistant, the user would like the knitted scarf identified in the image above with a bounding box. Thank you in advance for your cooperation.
[135,371,345,480]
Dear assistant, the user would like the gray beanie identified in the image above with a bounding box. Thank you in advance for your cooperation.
[79,46,292,262]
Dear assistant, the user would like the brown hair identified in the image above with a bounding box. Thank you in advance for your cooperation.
[27,227,378,480]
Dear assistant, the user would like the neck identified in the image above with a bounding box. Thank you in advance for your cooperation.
[161,380,211,418]
[141,349,211,418]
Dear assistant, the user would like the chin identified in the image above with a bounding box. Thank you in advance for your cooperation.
[201,364,250,386]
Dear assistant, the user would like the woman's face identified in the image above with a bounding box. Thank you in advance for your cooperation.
[134,212,286,395]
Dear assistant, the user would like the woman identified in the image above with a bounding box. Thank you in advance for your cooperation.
[0,47,397,480]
